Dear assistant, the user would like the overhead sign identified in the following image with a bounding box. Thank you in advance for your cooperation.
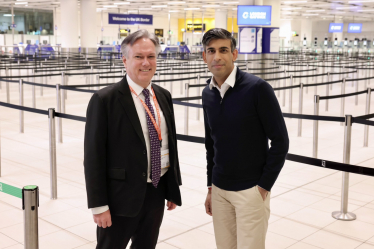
[239,27,262,54]
[237,5,272,26]
[108,13,153,25]
[186,23,206,31]
[329,23,343,33]
[348,23,362,33]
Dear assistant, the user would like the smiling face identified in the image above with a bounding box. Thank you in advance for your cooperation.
[122,38,157,88]
[202,38,238,86]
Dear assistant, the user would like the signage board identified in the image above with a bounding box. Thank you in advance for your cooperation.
[329,23,343,33]
[108,13,153,25]
[186,23,206,31]
[262,27,279,54]
[155,29,163,37]
[239,27,262,54]
[237,5,272,26]
[348,23,362,33]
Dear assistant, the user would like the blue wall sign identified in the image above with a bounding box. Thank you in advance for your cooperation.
[108,13,153,25]
[237,6,272,26]
[348,23,362,33]
[329,23,343,33]
[262,27,279,54]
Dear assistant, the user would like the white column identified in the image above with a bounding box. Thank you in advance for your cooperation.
[334,20,343,42]
[264,0,280,27]
[215,10,228,29]
[60,0,79,48]
[80,0,97,48]
[301,19,313,44]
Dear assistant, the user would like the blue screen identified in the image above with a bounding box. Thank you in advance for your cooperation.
[348,23,362,33]
[237,5,272,26]
[329,23,343,33]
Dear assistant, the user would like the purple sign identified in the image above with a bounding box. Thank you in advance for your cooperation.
[108,13,153,25]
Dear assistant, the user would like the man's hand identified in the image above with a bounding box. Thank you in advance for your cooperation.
[93,209,112,228]
[205,188,212,216]
[257,186,269,201]
[167,201,177,211]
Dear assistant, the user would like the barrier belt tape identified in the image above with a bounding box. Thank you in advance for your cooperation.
[285,68,317,73]
[0,73,61,79]
[273,84,301,91]
[353,118,374,126]
[59,87,96,93]
[66,70,123,76]
[55,112,87,122]
[330,70,357,75]
[346,76,374,82]
[0,78,18,83]
[0,102,49,115]
[264,76,290,82]
[23,81,56,88]
[172,100,202,108]
[173,96,202,101]
[293,73,327,79]
[188,84,208,88]
[303,80,342,88]
[356,113,374,120]
[65,83,113,88]
[0,182,22,199]
[319,89,369,100]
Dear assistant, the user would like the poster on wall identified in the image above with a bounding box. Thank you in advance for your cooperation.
[108,13,153,25]
[155,29,163,37]
[262,27,279,54]
[239,27,262,54]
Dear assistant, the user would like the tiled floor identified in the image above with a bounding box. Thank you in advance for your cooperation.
[0,64,373,249]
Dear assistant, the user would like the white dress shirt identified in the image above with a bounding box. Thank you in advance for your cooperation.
[209,66,237,99]
[91,75,169,215]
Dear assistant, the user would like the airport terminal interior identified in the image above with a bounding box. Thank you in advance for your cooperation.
[1,0,374,248]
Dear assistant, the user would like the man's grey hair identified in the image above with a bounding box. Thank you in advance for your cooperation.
[120,29,161,58]
[202,28,237,52]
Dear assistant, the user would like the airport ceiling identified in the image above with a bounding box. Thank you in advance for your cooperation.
[0,0,373,21]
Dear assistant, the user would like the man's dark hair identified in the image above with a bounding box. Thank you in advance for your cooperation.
[202,28,237,52]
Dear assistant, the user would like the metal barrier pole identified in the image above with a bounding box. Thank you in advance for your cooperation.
[56,84,63,143]
[157,71,160,85]
[313,95,320,158]
[196,75,200,120]
[246,61,248,73]
[40,64,43,96]
[0,125,1,177]
[22,185,39,249]
[5,67,10,103]
[364,88,371,147]
[170,68,173,95]
[326,72,330,111]
[332,115,356,221]
[19,79,24,133]
[340,78,346,126]
[282,71,287,107]
[184,83,189,135]
[355,71,359,105]
[289,75,293,113]
[61,73,66,114]
[298,83,303,137]
[48,108,58,199]
[32,69,36,108]
[96,74,100,91]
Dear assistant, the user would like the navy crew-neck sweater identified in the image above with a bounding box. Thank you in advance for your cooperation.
[202,68,289,192]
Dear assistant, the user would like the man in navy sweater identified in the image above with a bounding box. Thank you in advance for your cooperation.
[202,28,289,249]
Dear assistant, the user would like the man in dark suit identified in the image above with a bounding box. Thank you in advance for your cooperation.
[84,29,182,249]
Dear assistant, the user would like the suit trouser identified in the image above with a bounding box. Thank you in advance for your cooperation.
[212,184,271,249]
[96,176,167,249]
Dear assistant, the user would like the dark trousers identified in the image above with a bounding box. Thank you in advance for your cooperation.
[96,176,167,249]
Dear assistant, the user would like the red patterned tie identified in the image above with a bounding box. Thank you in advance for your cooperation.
[142,89,161,188]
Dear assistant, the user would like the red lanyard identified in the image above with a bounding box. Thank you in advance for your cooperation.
[129,85,162,145]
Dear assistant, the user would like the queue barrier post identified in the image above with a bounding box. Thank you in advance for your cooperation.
[170,68,173,95]
[56,84,63,144]
[184,83,189,135]
[364,87,371,147]
[313,95,320,158]
[157,72,160,85]
[96,74,100,91]
[282,71,287,107]
[61,72,66,114]
[340,78,346,126]
[23,185,39,249]
[0,125,2,177]
[48,108,58,200]
[32,69,36,108]
[298,83,303,137]
[325,72,330,111]
[355,71,359,105]
[40,64,43,97]
[19,79,24,133]
[289,75,293,113]
[196,75,201,120]
[332,115,356,221]
[6,67,10,103]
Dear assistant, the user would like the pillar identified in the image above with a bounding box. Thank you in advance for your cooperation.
[215,10,228,29]
[80,0,97,48]
[60,0,79,48]
[334,20,343,44]
[301,19,313,46]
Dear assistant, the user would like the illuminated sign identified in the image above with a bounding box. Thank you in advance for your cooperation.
[329,23,343,33]
[348,23,362,33]
[237,5,272,25]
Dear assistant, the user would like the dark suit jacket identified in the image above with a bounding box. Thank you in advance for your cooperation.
[84,76,182,217]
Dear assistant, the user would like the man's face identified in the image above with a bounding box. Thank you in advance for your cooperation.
[202,39,238,79]
[122,38,157,86]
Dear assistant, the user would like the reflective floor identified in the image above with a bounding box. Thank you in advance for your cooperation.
[0,69,374,249]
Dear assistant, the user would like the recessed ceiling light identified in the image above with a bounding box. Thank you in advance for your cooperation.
[358,9,374,11]
[223,2,239,4]
[114,2,130,5]
[169,10,180,12]
[103,5,117,8]
[128,10,138,13]
[3,14,15,16]
[202,5,220,7]
[184,8,200,10]
[302,13,319,15]
[283,1,307,3]
[282,7,302,10]
[336,6,357,9]
[15,2,27,4]
[139,8,152,10]
[306,9,325,12]
[168,1,185,4]
[349,0,374,2]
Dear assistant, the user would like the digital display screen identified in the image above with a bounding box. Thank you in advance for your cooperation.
[334,41,338,45]
[324,41,328,46]
[329,23,344,33]
[348,23,363,33]
[344,41,348,46]
[354,40,358,46]
[363,41,367,46]
[237,5,272,25]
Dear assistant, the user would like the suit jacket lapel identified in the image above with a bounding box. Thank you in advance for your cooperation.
[117,76,147,149]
